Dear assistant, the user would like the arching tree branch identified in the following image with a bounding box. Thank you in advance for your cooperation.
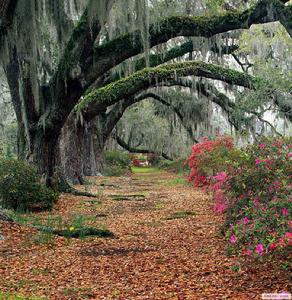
[105,42,239,85]
[84,0,292,85]
[43,1,115,132]
[115,135,173,161]
[77,61,259,119]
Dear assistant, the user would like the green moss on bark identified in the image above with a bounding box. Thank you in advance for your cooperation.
[76,61,261,119]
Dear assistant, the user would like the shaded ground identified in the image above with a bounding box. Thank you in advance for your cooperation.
[0,168,291,299]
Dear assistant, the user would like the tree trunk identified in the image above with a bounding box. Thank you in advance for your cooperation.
[82,116,107,176]
[5,48,85,187]
[59,114,85,184]
[59,115,107,184]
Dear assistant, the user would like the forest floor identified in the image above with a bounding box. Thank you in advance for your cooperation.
[0,168,291,300]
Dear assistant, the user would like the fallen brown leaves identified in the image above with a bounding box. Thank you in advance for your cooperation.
[0,170,291,299]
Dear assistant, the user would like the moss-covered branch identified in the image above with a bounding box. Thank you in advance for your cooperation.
[166,78,292,126]
[84,0,292,84]
[105,42,239,85]
[77,61,259,119]
[43,2,114,133]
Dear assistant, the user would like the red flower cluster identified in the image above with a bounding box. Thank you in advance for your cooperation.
[187,136,233,186]
[132,158,142,167]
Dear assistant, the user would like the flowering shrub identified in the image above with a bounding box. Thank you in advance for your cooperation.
[188,136,237,186]
[188,136,292,257]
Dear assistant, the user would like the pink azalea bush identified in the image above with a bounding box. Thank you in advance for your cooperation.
[188,136,292,257]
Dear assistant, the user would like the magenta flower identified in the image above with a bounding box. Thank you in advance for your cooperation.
[214,171,228,182]
[243,217,249,225]
[230,234,237,244]
[282,208,289,216]
[259,143,266,149]
[255,243,264,255]
[255,158,261,165]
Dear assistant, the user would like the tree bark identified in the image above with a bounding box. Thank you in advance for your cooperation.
[59,114,85,184]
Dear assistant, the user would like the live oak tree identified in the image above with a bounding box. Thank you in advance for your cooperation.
[1,0,292,188]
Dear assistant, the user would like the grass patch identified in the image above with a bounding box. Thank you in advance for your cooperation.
[131,167,161,174]
[155,202,165,210]
[77,199,103,210]
[62,287,95,299]
[8,212,114,240]
[166,211,196,220]
[0,292,46,300]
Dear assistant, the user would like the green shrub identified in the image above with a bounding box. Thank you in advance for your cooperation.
[159,158,189,174]
[0,140,15,160]
[103,151,131,176]
[103,165,128,176]
[0,159,58,211]
[104,151,131,168]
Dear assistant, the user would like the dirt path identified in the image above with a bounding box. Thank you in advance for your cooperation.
[0,169,290,299]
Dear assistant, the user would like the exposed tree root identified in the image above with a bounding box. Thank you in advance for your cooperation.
[109,194,146,201]
[99,183,120,188]
[57,176,97,198]
[0,209,14,222]
[35,226,115,238]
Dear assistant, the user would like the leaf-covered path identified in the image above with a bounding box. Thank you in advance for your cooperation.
[0,169,290,299]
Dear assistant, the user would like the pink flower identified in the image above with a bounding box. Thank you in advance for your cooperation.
[243,217,249,225]
[264,159,271,165]
[288,152,292,158]
[230,234,237,244]
[284,232,292,246]
[289,220,292,230]
[259,143,266,149]
[214,171,228,182]
[255,158,261,165]
[213,190,228,214]
[253,197,260,207]
[255,243,264,255]
[269,243,277,250]
[282,208,289,216]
